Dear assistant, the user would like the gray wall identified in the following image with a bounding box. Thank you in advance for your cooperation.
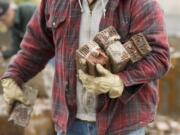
[158,0,180,35]
[158,0,180,16]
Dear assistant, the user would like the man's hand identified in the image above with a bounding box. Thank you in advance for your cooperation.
[78,64,124,98]
[1,78,31,113]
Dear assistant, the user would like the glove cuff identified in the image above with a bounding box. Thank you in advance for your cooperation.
[109,75,124,99]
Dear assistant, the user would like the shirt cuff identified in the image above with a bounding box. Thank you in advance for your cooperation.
[1,72,24,87]
[117,72,145,104]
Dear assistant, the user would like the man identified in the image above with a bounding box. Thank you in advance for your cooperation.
[1,0,170,135]
[0,1,36,59]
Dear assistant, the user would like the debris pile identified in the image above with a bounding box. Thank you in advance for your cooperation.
[8,85,38,127]
[0,95,55,135]
[0,58,55,135]
[146,115,180,135]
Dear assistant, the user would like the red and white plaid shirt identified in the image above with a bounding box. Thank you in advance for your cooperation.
[2,0,170,134]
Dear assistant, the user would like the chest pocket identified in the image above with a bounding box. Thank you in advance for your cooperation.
[46,0,69,30]
[46,15,66,29]
[46,0,69,46]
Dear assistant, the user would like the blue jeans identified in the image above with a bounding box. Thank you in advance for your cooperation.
[57,119,145,135]
[57,119,97,135]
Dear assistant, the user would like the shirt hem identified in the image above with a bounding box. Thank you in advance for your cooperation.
[76,113,96,122]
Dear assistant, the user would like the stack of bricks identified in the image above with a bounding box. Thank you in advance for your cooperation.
[76,41,110,76]
[94,26,152,73]
[77,26,152,74]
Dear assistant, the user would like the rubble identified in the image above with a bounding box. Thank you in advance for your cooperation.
[8,85,38,127]
[24,99,55,135]
[0,95,55,135]
[146,115,180,135]
[0,96,25,135]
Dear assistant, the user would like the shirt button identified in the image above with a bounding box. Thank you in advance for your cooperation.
[52,22,56,27]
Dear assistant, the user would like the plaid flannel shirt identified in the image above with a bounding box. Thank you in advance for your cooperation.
[2,0,170,134]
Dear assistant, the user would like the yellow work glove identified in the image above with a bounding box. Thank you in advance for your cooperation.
[1,78,31,113]
[78,64,124,99]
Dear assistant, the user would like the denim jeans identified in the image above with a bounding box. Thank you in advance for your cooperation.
[57,119,145,135]
[57,119,97,135]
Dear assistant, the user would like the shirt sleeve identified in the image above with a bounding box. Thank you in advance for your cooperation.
[118,0,170,87]
[1,0,55,86]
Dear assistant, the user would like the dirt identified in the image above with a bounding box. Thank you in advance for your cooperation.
[169,36,180,51]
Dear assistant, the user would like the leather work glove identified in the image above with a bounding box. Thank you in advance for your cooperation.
[78,64,124,98]
[1,78,31,113]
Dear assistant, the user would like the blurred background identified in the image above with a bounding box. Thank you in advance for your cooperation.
[0,0,180,135]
